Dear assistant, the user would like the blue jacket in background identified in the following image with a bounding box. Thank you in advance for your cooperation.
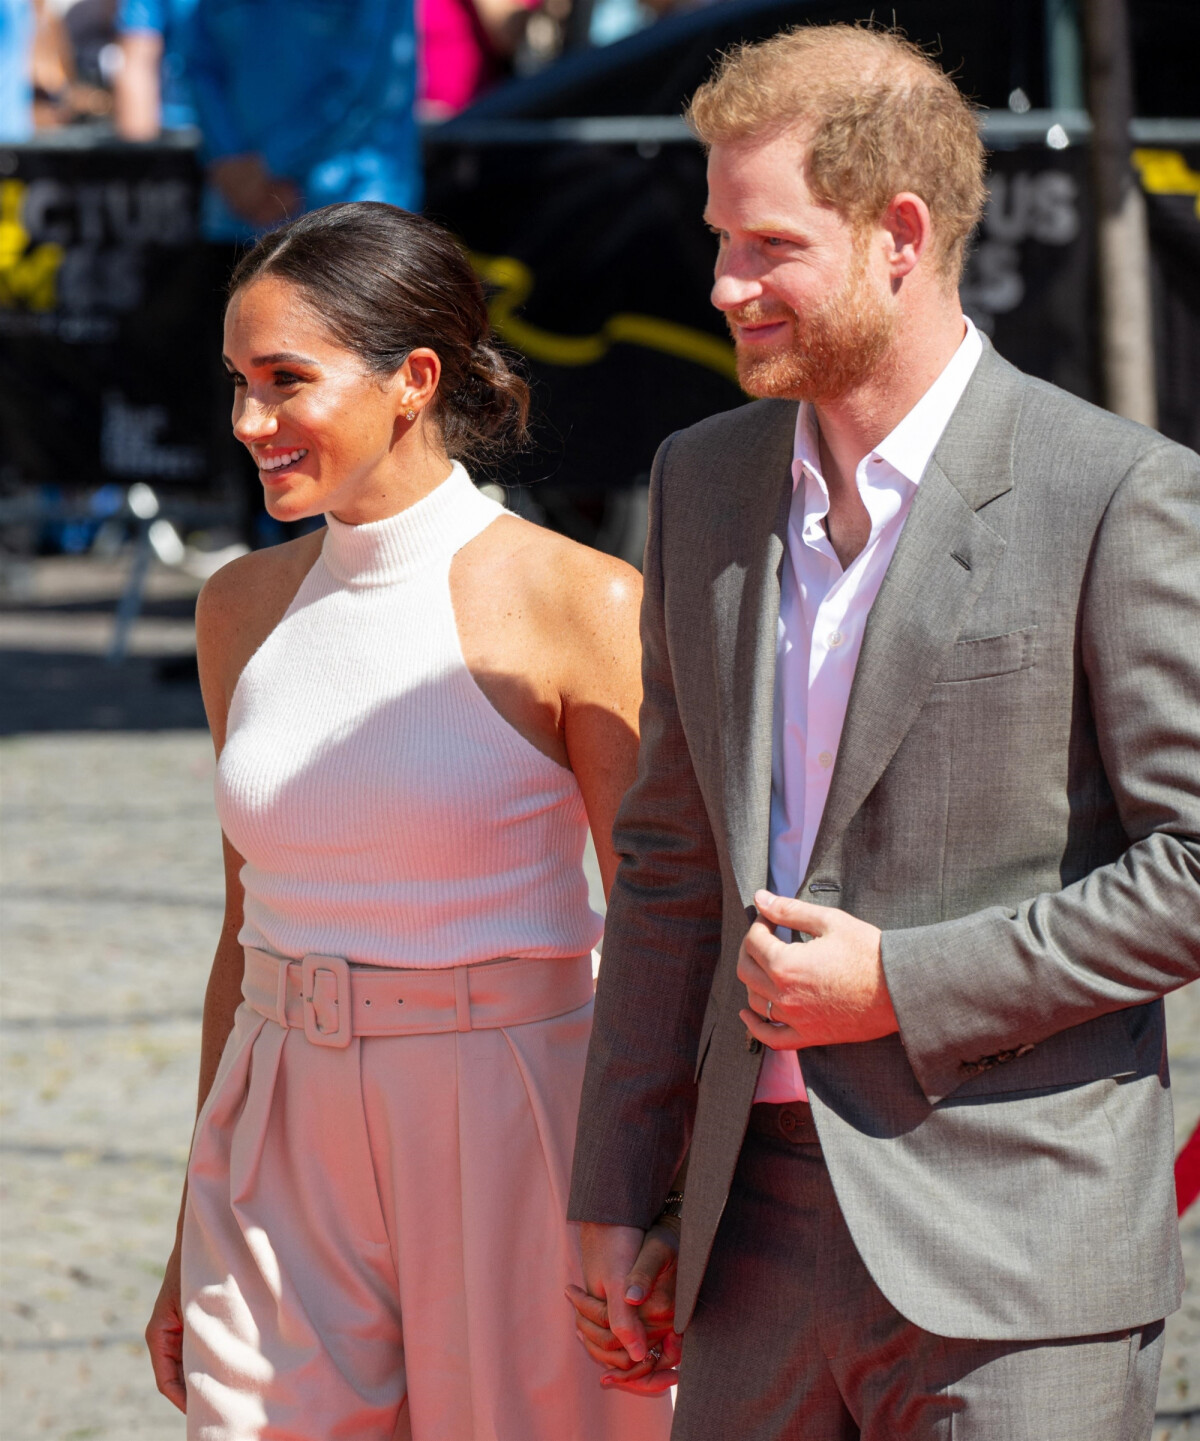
[184,0,420,241]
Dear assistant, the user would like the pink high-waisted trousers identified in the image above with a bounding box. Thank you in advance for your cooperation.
[180,952,673,1441]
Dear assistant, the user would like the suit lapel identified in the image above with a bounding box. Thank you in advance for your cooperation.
[803,343,1025,884]
[705,401,796,909]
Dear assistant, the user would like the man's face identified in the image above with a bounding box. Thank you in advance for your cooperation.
[706,130,896,404]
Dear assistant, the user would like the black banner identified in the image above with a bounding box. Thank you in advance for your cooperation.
[1,134,1197,504]
[426,137,741,495]
[1136,144,1200,453]
[426,132,1198,494]
[0,143,215,494]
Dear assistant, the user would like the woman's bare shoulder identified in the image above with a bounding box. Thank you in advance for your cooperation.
[475,515,642,702]
[197,531,321,636]
[195,531,324,717]
[486,513,643,626]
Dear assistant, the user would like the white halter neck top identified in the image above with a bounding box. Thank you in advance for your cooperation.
[216,463,602,967]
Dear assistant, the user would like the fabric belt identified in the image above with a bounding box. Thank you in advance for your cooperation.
[242,947,595,1049]
[748,1101,822,1147]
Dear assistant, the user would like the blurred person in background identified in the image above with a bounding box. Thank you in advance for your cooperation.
[29,0,114,126]
[53,0,116,89]
[112,0,196,139]
[587,0,714,52]
[417,0,535,118]
[185,0,420,242]
[0,0,33,138]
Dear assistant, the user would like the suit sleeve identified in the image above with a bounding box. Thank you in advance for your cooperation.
[882,439,1200,1105]
[568,435,724,1227]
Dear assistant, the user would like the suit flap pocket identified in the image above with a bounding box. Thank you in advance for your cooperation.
[946,1010,1137,1102]
[936,625,1038,684]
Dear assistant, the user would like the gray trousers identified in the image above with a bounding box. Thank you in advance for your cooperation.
[671,1105,1165,1441]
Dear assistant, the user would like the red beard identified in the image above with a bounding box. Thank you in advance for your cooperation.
[729,247,895,404]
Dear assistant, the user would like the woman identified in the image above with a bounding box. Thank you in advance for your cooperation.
[145,202,673,1440]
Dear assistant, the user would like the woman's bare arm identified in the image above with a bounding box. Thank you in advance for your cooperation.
[558,557,643,901]
[145,535,321,1411]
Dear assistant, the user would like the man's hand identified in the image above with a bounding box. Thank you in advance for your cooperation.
[738,889,897,1049]
[210,153,301,228]
[568,1222,681,1393]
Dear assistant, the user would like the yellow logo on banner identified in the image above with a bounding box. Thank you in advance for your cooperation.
[0,180,65,310]
[472,251,738,383]
[1133,149,1200,219]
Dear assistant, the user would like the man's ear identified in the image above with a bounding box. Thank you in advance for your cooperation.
[882,192,933,280]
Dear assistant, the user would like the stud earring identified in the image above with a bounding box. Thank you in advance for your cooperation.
[405,409,417,422]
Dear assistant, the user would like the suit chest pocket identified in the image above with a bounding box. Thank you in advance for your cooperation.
[935,624,1038,684]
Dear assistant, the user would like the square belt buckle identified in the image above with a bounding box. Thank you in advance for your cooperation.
[300,954,353,1048]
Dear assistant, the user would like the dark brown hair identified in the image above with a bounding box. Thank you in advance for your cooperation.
[228,202,530,461]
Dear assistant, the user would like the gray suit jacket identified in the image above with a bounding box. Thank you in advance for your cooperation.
[568,340,1199,1341]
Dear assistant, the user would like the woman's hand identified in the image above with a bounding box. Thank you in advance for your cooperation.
[145,1241,187,1412]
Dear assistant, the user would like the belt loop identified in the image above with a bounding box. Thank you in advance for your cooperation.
[453,967,472,1032]
[275,958,291,1029]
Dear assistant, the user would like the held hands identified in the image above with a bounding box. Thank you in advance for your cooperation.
[738,889,898,1050]
[568,1222,681,1395]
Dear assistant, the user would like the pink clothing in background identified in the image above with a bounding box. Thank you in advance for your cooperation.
[418,0,535,114]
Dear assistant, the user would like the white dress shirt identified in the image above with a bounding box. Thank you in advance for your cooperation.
[755,319,983,1104]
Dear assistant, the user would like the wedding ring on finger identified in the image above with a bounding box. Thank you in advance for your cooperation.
[646,1345,663,1366]
[766,998,785,1028]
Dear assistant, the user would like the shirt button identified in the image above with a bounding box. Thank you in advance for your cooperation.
[818,751,834,769]
[828,630,844,647]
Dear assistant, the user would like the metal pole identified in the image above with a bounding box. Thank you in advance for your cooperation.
[1082,0,1157,427]
[108,519,154,664]
[1045,0,1085,112]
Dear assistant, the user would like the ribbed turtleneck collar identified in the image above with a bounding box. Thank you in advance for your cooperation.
[321,462,496,588]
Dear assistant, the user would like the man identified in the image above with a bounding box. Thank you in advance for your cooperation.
[567,24,1199,1439]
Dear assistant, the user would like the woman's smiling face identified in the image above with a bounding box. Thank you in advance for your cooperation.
[223,275,418,525]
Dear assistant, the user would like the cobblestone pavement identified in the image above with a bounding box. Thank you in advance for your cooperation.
[1,557,1197,1438]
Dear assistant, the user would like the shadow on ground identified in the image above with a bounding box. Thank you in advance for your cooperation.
[1,652,205,734]
[0,556,207,734]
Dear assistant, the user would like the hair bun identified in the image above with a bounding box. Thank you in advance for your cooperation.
[444,339,531,454]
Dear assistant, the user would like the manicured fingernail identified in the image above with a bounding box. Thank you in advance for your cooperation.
[625,1284,645,1303]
